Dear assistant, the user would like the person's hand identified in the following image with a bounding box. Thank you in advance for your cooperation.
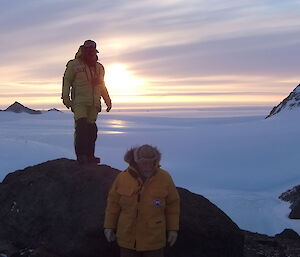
[106,103,112,112]
[62,98,72,109]
[104,228,116,242]
[167,230,178,247]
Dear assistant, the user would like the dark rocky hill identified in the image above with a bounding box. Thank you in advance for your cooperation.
[266,84,300,118]
[4,102,42,114]
[0,158,244,257]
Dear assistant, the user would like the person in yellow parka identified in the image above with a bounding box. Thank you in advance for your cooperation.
[61,40,112,164]
[104,144,180,257]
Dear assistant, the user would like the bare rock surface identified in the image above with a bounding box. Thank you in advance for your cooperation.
[279,185,300,219]
[244,230,300,257]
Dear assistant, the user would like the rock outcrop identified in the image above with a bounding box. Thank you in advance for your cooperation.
[0,158,244,257]
[266,84,300,118]
[244,229,300,257]
[4,102,42,114]
[279,185,300,219]
[275,229,300,240]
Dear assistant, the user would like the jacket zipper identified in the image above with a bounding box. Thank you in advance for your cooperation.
[136,192,141,218]
[134,185,142,249]
[84,64,96,106]
[91,66,95,106]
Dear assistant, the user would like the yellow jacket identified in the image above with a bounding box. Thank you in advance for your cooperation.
[104,166,180,251]
[62,47,111,107]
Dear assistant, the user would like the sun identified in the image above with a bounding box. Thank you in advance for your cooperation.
[104,64,145,95]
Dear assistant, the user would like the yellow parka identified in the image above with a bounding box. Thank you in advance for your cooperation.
[62,46,111,108]
[104,163,180,251]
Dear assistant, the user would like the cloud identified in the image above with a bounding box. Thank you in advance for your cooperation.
[106,29,300,80]
[1,0,300,109]
[113,92,285,97]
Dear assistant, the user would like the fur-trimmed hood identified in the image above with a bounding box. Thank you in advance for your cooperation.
[124,145,161,165]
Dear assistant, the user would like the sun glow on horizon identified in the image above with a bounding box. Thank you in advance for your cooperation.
[0,72,292,111]
[105,64,145,96]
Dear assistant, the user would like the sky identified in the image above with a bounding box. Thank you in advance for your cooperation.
[1,0,300,114]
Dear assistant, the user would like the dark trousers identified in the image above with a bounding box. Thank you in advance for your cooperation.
[120,247,164,257]
[73,104,99,158]
[74,118,98,157]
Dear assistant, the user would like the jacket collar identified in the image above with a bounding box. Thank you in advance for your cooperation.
[127,165,158,184]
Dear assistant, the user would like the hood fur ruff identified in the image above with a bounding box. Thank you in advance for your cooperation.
[124,145,161,165]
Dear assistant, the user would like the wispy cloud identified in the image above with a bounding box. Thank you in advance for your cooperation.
[1,0,300,111]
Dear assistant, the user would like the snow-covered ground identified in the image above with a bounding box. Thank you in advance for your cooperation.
[1,108,300,236]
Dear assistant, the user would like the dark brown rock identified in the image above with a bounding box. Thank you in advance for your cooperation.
[166,188,244,257]
[244,230,300,257]
[0,240,18,256]
[0,158,244,257]
[279,185,300,219]
[275,229,300,240]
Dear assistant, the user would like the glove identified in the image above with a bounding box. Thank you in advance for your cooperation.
[104,228,116,242]
[62,98,72,109]
[167,230,178,247]
[106,103,112,112]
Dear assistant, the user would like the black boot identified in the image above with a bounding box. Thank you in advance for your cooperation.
[87,122,100,164]
[74,118,89,165]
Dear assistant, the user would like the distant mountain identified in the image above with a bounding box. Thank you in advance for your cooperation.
[47,108,62,112]
[4,101,42,114]
[266,84,300,118]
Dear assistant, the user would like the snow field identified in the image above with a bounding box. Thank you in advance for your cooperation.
[1,108,300,235]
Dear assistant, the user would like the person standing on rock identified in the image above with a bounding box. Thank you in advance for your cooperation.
[61,40,112,165]
[104,144,180,257]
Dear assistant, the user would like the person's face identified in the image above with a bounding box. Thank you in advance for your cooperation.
[83,47,97,58]
[137,160,156,176]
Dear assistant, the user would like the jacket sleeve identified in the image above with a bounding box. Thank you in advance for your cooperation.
[104,175,121,229]
[62,60,75,100]
[98,64,112,107]
[165,175,180,231]
[100,83,112,107]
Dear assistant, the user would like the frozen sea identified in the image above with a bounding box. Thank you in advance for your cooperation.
[1,107,300,236]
